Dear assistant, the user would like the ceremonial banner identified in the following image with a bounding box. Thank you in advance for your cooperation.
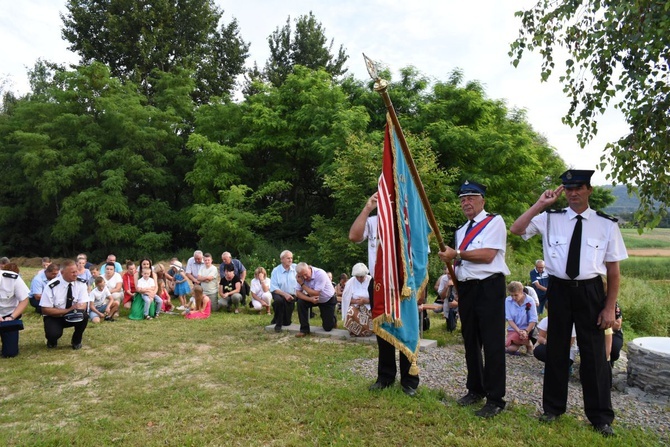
[372,115,432,374]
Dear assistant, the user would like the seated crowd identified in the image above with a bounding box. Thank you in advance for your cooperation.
[0,253,623,377]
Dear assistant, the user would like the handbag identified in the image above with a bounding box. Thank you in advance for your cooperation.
[446,308,458,332]
[344,305,373,337]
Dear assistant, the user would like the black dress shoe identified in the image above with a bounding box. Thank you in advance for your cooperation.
[401,385,417,397]
[274,324,282,333]
[46,342,57,349]
[475,402,504,418]
[368,381,393,391]
[539,412,559,423]
[593,424,615,437]
[457,392,484,406]
[72,343,82,350]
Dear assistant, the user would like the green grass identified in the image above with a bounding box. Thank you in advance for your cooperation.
[621,228,670,249]
[620,257,670,280]
[0,307,664,447]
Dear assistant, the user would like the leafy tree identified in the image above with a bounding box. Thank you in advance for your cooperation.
[187,66,368,253]
[509,0,670,228]
[61,0,249,103]
[0,62,195,258]
[264,11,348,87]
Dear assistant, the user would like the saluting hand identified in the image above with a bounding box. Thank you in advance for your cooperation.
[536,186,564,208]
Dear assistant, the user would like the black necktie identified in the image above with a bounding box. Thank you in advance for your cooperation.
[66,283,74,308]
[566,215,583,279]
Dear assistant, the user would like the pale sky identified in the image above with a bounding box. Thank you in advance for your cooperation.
[0,0,627,185]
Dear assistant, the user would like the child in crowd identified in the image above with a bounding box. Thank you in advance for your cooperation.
[184,285,211,319]
[172,261,190,310]
[89,265,100,288]
[157,274,173,313]
[137,267,162,320]
[89,276,119,323]
[122,261,137,310]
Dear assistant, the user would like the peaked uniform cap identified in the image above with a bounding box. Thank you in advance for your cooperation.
[457,180,486,197]
[560,169,595,188]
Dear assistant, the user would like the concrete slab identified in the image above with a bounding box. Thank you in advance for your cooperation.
[264,324,437,350]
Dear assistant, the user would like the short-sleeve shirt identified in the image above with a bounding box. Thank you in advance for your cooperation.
[504,294,538,331]
[295,267,335,304]
[41,277,91,309]
[250,277,270,299]
[530,268,549,298]
[455,210,510,281]
[90,286,111,307]
[218,259,246,280]
[219,274,241,294]
[104,272,123,292]
[522,207,628,280]
[137,277,156,293]
[185,257,205,278]
[362,216,378,275]
[199,265,219,295]
[29,270,49,298]
[0,271,30,315]
[270,263,298,295]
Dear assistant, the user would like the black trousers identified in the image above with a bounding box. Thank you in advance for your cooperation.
[457,273,507,407]
[544,276,613,426]
[43,316,88,346]
[271,292,295,327]
[376,335,420,389]
[297,295,337,333]
[1,314,22,358]
[29,297,42,314]
[610,330,624,364]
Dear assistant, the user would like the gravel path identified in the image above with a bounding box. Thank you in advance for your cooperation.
[350,343,670,441]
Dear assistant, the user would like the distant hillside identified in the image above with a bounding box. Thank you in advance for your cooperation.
[602,185,639,215]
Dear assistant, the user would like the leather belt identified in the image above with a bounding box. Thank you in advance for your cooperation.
[549,275,601,288]
[458,273,504,284]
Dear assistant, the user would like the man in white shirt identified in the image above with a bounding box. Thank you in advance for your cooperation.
[40,260,92,350]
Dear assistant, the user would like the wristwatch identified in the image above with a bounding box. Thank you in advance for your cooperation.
[455,249,462,261]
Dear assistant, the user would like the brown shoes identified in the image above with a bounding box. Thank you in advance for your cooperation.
[295,332,308,338]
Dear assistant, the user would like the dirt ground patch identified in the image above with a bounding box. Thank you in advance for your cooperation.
[628,249,670,257]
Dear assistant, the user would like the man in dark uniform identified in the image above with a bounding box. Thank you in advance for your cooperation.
[438,180,510,418]
[40,259,92,350]
[510,169,627,437]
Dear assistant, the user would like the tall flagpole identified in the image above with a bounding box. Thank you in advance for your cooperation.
[363,53,458,285]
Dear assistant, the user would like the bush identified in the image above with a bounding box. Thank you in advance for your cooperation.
[619,278,670,337]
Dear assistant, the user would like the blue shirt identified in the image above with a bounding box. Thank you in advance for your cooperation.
[29,271,48,298]
[219,259,246,280]
[505,294,538,331]
[530,268,549,299]
[270,263,298,295]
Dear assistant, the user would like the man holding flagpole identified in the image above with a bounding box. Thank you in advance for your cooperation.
[350,192,419,397]
[438,181,510,418]
[350,116,432,397]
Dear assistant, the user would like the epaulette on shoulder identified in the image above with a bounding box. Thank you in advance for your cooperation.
[596,210,618,222]
[49,280,61,289]
[547,209,567,214]
[76,277,88,283]
[2,272,18,279]
[485,213,498,217]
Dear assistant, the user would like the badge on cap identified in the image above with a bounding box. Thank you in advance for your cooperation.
[560,170,594,188]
